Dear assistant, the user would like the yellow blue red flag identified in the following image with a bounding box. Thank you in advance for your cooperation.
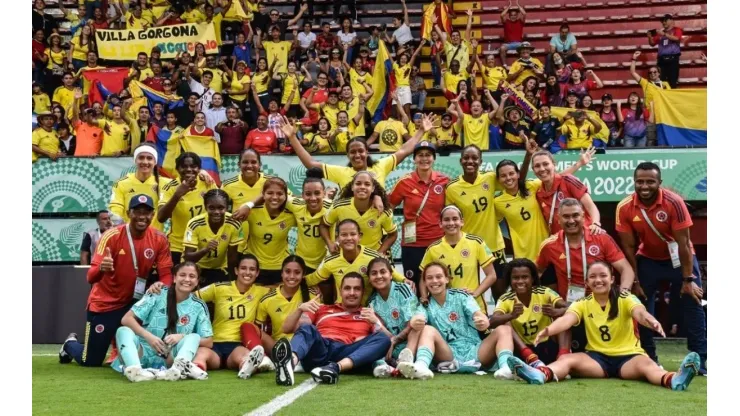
[367,41,394,123]
[653,88,707,146]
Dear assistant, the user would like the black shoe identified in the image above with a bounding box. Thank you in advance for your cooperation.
[310,362,339,384]
[59,333,77,364]
[272,338,295,386]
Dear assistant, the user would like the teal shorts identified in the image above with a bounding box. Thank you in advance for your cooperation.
[110,337,172,373]
[448,341,496,373]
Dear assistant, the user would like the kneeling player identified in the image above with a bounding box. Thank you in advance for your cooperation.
[112,262,212,382]
[508,262,701,391]
[397,263,516,380]
[192,255,273,379]
[272,273,392,385]
[490,259,570,370]
[367,257,420,378]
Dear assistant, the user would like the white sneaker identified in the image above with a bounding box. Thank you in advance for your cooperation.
[258,356,275,373]
[397,348,414,364]
[238,346,264,379]
[182,360,208,380]
[159,357,189,381]
[373,363,395,378]
[412,361,434,380]
[124,366,156,383]
[294,362,305,373]
[493,364,515,380]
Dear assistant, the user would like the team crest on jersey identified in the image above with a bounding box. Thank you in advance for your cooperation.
[221,234,228,241]
[532,304,541,313]
[279,221,287,230]
[557,191,565,201]
[360,266,368,274]
[405,270,414,279]
[246,294,254,301]
[144,248,155,259]
[482,183,490,191]
[655,210,668,222]
[433,185,443,195]
[460,249,470,258]
[391,309,400,320]
[588,245,600,256]
[95,324,105,334]
[151,185,158,194]
[448,312,459,322]
[179,315,190,325]
[368,220,377,228]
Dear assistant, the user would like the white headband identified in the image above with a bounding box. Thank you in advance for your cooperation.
[134,146,158,164]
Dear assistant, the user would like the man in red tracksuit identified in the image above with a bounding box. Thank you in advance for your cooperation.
[59,194,173,367]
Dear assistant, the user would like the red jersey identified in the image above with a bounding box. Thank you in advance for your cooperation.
[503,19,525,43]
[388,171,449,247]
[305,304,382,344]
[143,76,166,92]
[302,88,329,124]
[244,128,278,154]
[87,225,173,313]
[615,188,694,261]
[536,173,591,234]
[537,227,625,299]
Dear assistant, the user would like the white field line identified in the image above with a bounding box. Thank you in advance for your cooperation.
[244,379,318,416]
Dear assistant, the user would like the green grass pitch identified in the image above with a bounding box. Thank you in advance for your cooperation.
[33,341,706,415]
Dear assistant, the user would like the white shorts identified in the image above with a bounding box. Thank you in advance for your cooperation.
[393,86,412,106]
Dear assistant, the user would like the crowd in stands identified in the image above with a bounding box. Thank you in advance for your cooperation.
[32,0,699,161]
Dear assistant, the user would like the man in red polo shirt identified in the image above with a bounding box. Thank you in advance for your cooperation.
[388,141,449,291]
[245,114,278,154]
[300,74,330,125]
[498,2,526,68]
[272,273,391,386]
[59,194,173,367]
[615,162,706,374]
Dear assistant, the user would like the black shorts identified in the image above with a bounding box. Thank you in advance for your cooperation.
[586,351,640,378]
[201,268,230,286]
[402,245,427,294]
[570,322,587,353]
[256,269,282,286]
[212,342,242,366]
[531,339,559,364]
[539,264,557,287]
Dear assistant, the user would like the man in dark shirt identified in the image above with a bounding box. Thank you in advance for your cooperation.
[530,104,561,151]
[216,107,249,155]
[176,93,200,128]
[80,211,113,265]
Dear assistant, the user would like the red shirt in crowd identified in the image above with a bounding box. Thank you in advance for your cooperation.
[536,173,591,234]
[245,128,278,154]
[304,304,383,345]
[615,188,694,261]
[218,121,249,155]
[388,171,449,247]
[143,76,167,92]
[302,88,329,124]
[87,225,173,313]
[536,227,625,299]
[32,39,46,65]
[503,18,525,43]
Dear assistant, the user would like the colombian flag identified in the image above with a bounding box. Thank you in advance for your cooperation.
[653,88,707,146]
[421,1,453,41]
[181,129,222,186]
[147,125,182,178]
[367,41,394,123]
[128,80,184,114]
[85,68,129,106]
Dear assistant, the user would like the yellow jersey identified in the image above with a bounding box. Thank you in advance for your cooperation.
[230,73,252,101]
[207,13,224,45]
[196,281,269,343]
[251,71,271,94]
[321,104,340,129]
[445,173,505,252]
[263,41,293,74]
[323,198,397,252]
[256,285,320,340]
[372,119,408,152]
[443,70,469,95]
[52,86,76,115]
[321,154,397,190]
[639,77,671,109]
[461,113,491,151]
[33,93,51,113]
[432,125,460,147]
[222,173,273,213]
[393,63,412,87]
[97,119,131,156]
[180,9,206,23]
[286,197,332,269]
[125,12,148,29]
[109,173,163,230]
[202,67,226,93]
[493,179,549,261]
[32,128,58,162]
[349,68,372,96]
[128,66,155,82]
[495,286,563,345]
[568,292,646,356]
[70,36,90,62]
[183,213,243,270]
[281,74,305,105]
[334,130,351,153]
[509,57,544,85]
[339,97,366,137]
[482,66,508,90]
[443,40,471,71]
[419,233,494,312]
[305,132,333,154]
[244,206,296,270]
[159,177,217,253]
[306,246,405,304]
[560,119,596,150]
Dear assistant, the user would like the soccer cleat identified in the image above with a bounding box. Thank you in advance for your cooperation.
[493,364,515,380]
[311,362,340,384]
[273,338,295,386]
[182,360,208,380]
[508,356,545,385]
[294,362,305,373]
[373,364,396,378]
[398,361,434,380]
[436,359,459,374]
[124,366,157,383]
[671,352,701,391]
[59,333,77,364]
[258,356,276,373]
[397,348,414,364]
[159,357,189,381]
[238,346,265,379]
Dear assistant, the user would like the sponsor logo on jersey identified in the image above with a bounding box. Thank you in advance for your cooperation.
[144,248,155,259]
[448,312,458,322]
[460,249,470,258]
[95,324,105,333]
[588,245,600,256]
[179,315,190,325]
[119,249,126,255]
[655,210,668,222]
[276,307,282,313]
[391,309,400,320]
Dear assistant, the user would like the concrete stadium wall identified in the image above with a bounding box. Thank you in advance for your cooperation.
[32,266,90,344]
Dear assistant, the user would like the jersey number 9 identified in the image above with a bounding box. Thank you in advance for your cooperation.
[263,233,273,244]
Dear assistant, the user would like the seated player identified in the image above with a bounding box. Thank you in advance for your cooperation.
[111,262,212,382]
[272,273,392,386]
[398,263,516,380]
[490,259,570,370]
[508,262,701,391]
[367,257,419,378]
[192,255,272,379]
[256,255,321,356]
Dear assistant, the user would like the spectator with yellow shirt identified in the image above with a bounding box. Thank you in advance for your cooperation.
[98,97,132,156]
[440,59,470,102]
[407,112,434,144]
[45,33,68,95]
[69,24,95,72]
[32,112,62,163]
[181,1,207,23]
[333,109,363,153]
[203,2,226,46]
[305,118,334,154]
[277,62,311,118]
[127,52,155,82]
[338,80,373,138]
[392,42,424,117]
[560,110,603,150]
[433,9,475,73]
[257,26,297,76]
[429,112,461,150]
[196,55,230,93]
[476,53,508,103]
[125,3,150,29]
[507,42,544,86]
[33,82,51,114]
[629,51,670,146]
[450,90,500,151]
[75,51,105,96]
[225,60,252,119]
[52,72,77,115]
[367,95,411,153]
[343,55,372,98]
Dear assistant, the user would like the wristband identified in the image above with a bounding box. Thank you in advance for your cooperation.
[683,277,694,283]
[245,201,255,209]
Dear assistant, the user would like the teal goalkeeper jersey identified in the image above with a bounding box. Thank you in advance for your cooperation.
[415,289,481,346]
[368,282,418,336]
[131,288,214,339]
